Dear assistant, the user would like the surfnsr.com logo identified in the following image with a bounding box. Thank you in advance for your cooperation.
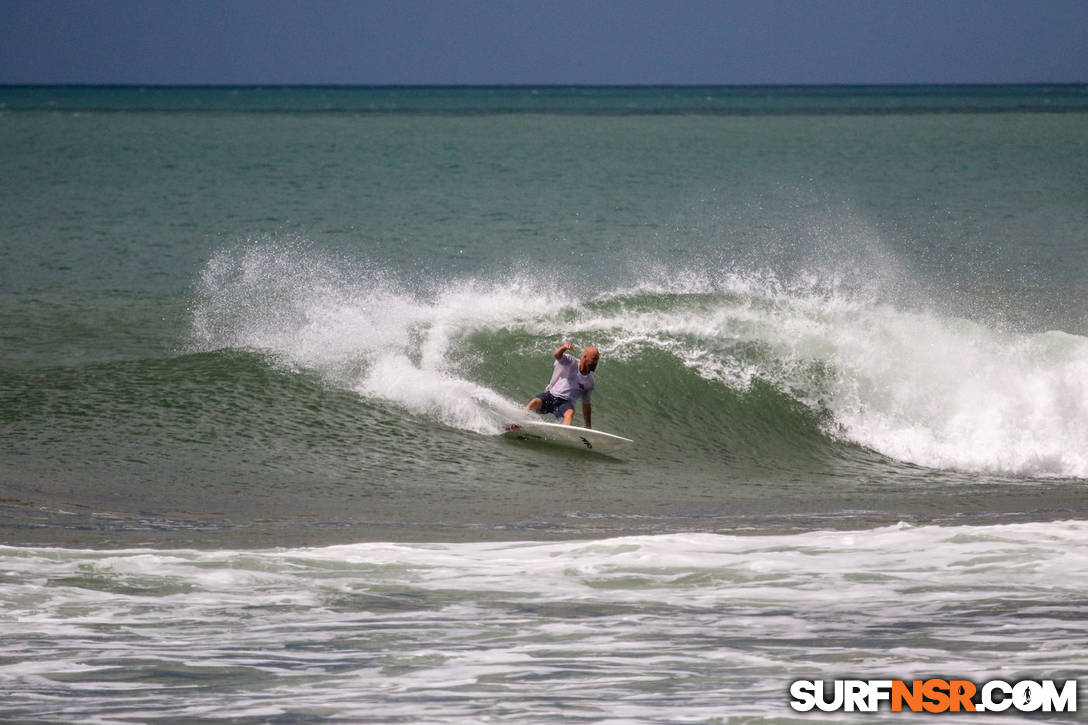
[789,679,1078,713]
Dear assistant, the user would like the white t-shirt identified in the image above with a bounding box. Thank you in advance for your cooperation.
[546,353,595,403]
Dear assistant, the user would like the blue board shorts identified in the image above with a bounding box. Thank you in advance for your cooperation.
[535,391,574,420]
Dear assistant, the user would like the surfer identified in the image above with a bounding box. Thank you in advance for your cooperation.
[526,342,598,428]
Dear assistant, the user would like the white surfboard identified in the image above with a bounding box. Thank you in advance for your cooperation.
[503,420,633,453]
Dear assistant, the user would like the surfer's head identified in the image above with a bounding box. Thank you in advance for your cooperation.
[580,346,599,374]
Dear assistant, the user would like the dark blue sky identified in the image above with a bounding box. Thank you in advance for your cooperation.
[2,0,1086,85]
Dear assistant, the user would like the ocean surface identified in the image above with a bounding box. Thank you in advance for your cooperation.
[1,86,1086,722]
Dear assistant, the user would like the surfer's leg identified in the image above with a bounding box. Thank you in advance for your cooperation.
[555,398,575,425]
[528,392,557,416]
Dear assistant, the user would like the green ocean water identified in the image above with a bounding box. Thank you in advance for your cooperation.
[1,86,1087,723]
[2,86,1087,547]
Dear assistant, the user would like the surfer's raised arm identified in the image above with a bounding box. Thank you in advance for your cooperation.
[554,342,574,360]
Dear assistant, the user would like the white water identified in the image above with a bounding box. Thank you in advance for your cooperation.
[190,241,547,432]
[571,273,1088,478]
[2,521,1085,723]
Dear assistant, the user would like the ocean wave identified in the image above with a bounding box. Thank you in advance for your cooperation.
[570,278,1088,478]
[186,241,1088,479]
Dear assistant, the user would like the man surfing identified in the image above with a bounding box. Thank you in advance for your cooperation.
[526,342,598,428]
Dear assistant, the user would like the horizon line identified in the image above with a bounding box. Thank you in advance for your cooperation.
[3,82,1087,90]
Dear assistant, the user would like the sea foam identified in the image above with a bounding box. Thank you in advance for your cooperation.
[190,241,549,433]
[596,272,1088,478]
[2,521,1085,723]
